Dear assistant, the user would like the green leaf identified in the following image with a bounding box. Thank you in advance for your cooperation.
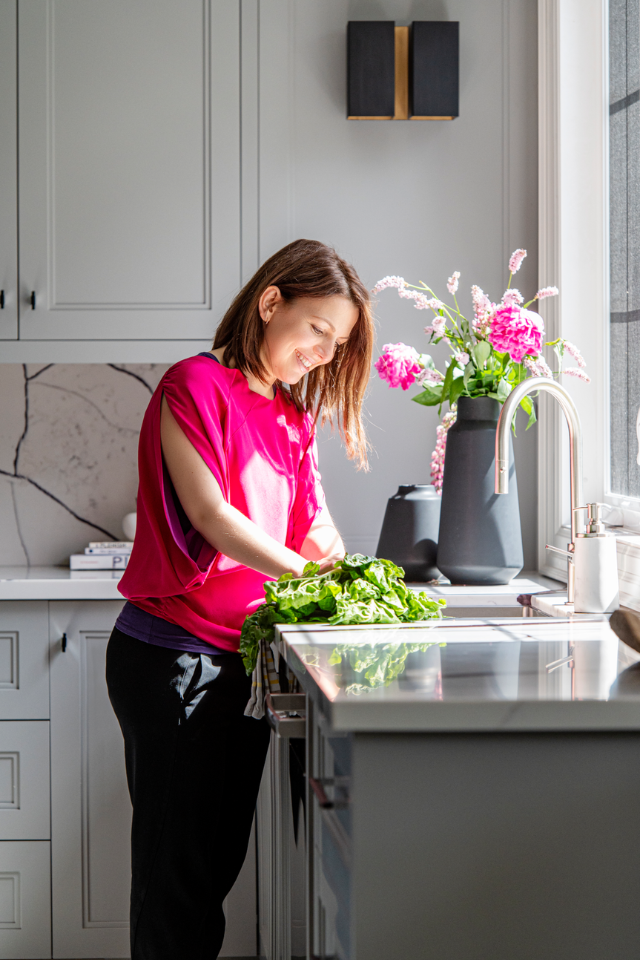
[412,386,443,406]
[496,379,512,402]
[463,362,475,386]
[449,375,466,405]
[472,341,491,368]
[302,561,320,577]
[440,361,456,408]
[520,395,537,429]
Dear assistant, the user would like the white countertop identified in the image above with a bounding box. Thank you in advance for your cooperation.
[0,567,558,603]
[279,616,640,733]
[0,566,125,600]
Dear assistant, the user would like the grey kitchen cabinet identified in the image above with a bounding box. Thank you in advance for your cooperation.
[3,0,241,345]
[0,603,51,960]
[0,0,18,340]
[49,600,130,959]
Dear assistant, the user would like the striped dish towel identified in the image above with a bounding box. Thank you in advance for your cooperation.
[244,636,281,719]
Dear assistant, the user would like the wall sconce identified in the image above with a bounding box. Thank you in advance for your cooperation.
[347,20,459,121]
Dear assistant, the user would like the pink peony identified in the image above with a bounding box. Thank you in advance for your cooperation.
[488,304,544,362]
[375,343,422,390]
[508,248,527,274]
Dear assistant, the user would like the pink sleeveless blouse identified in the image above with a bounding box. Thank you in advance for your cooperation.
[118,354,325,652]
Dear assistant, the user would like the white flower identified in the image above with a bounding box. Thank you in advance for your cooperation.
[447,271,460,295]
[372,276,406,293]
[535,286,559,300]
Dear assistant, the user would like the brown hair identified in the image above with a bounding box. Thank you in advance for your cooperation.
[213,239,374,469]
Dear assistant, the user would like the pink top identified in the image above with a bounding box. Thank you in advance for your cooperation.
[118,354,325,652]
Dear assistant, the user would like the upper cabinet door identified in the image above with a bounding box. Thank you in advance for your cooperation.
[0,0,18,340]
[18,0,240,341]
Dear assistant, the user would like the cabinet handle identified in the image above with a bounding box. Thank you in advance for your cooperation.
[30,291,36,310]
[0,290,4,309]
[61,633,67,652]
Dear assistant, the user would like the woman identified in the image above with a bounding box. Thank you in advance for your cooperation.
[106,239,374,960]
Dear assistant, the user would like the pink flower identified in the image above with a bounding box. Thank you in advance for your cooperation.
[471,285,495,335]
[430,410,457,494]
[508,248,527,274]
[432,315,447,337]
[488,304,544,363]
[454,351,469,366]
[399,288,441,311]
[502,289,524,306]
[563,340,586,368]
[417,367,444,385]
[523,355,553,378]
[424,325,433,335]
[563,367,591,383]
[373,276,406,293]
[447,271,460,295]
[535,286,559,300]
[375,343,422,390]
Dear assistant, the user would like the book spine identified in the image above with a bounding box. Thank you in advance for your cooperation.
[70,554,130,570]
[85,547,133,555]
[87,541,133,550]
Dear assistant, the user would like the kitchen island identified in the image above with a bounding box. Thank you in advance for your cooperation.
[276,616,640,960]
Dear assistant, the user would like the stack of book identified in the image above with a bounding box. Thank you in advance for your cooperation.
[69,541,133,570]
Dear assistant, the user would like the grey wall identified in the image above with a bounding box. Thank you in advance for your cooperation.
[0,0,539,571]
[257,0,539,567]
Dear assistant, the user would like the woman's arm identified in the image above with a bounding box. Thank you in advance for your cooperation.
[300,504,345,565]
[160,397,309,580]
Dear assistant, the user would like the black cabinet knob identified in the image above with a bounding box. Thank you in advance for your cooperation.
[30,291,36,309]
[0,290,4,309]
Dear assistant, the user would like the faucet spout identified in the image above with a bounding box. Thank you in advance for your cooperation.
[494,378,583,600]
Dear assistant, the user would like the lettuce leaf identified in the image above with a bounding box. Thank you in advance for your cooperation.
[239,554,446,675]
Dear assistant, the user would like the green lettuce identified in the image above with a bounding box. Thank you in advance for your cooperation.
[239,555,446,676]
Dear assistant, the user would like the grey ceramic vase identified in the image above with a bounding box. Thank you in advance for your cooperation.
[436,396,523,585]
[376,484,441,581]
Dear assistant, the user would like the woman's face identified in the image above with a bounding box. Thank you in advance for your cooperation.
[259,287,359,384]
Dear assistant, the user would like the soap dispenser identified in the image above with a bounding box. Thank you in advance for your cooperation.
[573,503,619,614]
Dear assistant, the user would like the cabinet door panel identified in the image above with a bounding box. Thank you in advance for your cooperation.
[0,0,18,339]
[0,722,50,840]
[0,602,49,720]
[0,840,51,959]
[49,600,129,958]
[18,0,240,341]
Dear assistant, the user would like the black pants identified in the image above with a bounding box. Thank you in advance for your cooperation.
[106,628,270,960]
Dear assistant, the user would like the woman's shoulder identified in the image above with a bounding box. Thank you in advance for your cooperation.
[162,353,234,400]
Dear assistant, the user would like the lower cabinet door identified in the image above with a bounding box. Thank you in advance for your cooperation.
[0,840,51,959]
[49,601,130,960]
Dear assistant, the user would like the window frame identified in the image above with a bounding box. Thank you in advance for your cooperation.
[537,0,610,581]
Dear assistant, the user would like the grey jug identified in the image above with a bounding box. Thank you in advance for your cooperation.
[376,484,441,581]
[436,396,523,585]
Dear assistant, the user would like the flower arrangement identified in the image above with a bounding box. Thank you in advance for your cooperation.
[373,250,589,493]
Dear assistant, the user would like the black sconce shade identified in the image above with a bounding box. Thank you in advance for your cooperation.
[410,21,459,119]
[347,21,395,119]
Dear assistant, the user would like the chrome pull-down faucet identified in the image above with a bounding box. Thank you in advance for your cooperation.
[494,378,584,603]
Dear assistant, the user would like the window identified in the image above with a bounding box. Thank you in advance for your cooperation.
[610,0,640,498]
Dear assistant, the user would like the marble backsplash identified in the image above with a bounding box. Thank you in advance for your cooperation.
[0,363,169,566]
